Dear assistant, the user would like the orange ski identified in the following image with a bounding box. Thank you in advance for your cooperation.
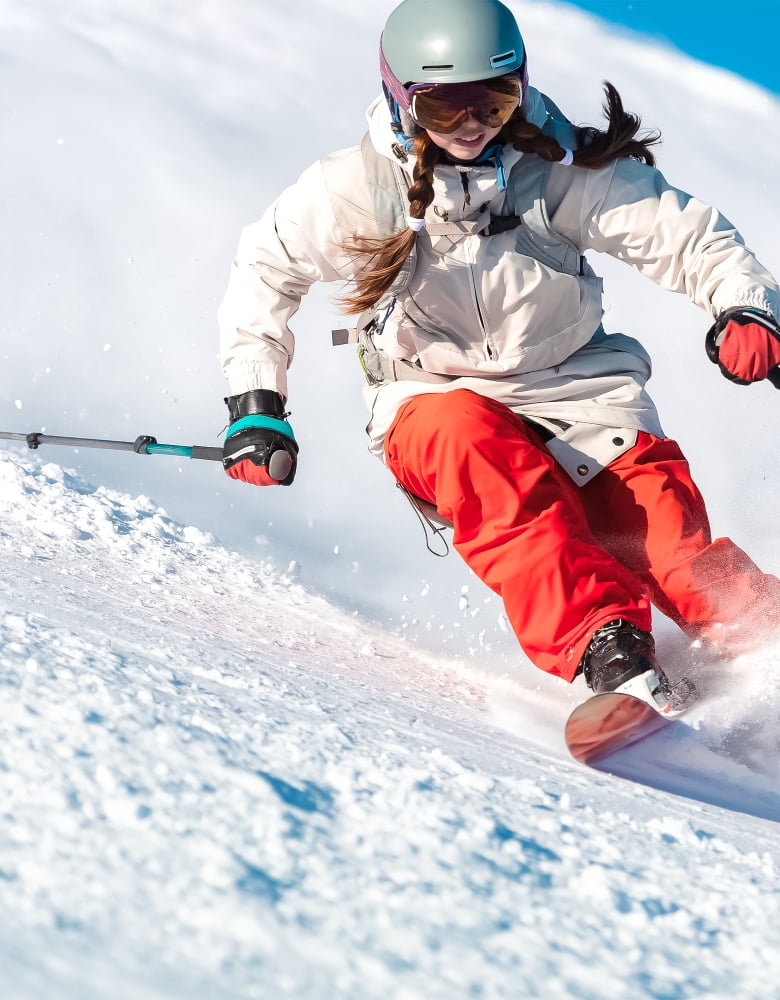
[565,692,672,765]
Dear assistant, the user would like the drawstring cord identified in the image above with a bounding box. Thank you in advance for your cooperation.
[396,483,450,557]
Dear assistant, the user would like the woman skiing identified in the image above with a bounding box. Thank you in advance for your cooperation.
[217,0,780,710]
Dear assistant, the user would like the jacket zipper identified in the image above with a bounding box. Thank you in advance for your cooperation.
[464,236,496,360]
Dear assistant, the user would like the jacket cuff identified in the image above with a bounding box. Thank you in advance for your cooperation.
[222,359,288,400]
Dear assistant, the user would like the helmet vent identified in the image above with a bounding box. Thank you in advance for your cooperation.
[490,50,517,68]
[422,64,454,71]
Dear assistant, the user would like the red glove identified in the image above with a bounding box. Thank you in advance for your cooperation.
[707,308,780,385]
[226,456,291,487]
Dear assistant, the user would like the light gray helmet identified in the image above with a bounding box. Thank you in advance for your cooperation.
[380,0,527,109]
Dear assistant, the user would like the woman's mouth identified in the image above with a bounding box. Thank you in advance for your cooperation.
[453,134,486,148]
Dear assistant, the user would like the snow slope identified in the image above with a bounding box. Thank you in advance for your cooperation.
[3,451,780,1000]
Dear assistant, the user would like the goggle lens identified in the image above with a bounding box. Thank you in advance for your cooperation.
[409,77,522,134]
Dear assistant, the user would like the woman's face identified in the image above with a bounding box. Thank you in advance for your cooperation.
[424,115,503,160]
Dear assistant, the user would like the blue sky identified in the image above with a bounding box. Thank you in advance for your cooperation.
[559,1,780,96]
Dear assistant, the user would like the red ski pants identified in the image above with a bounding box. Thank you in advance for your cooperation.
[384,389,780,680]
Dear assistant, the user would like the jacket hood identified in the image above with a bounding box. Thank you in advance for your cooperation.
[366,94,407,161]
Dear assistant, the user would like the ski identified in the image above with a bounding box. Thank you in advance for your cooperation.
[565,691,674,765]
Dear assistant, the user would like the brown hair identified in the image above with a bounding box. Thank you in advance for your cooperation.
[337,82,659,315]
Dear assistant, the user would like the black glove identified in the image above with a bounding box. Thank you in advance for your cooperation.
[222,390,298,486]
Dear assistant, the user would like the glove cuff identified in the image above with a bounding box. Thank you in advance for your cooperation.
[224,389,287,423]
[226,414,296,442]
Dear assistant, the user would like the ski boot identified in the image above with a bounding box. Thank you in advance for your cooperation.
[580,620,696,716]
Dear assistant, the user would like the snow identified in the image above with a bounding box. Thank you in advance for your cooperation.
[3,449,780,999]
[3,1,780,997]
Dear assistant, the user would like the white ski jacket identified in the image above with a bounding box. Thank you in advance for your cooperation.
[218,93,780,483]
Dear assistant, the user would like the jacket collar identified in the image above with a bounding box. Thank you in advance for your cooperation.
[365,96,523,206]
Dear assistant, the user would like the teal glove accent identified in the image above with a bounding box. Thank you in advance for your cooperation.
[224,414,296,441]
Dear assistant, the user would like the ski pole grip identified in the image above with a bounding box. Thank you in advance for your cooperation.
[190,445,224,462]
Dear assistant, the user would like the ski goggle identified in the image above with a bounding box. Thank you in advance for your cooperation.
[397,76,522,134]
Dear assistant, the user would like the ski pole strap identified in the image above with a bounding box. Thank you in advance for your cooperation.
[141,440,223,461]
[131,434,221,460]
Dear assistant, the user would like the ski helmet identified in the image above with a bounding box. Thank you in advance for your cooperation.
[380,0,527,111]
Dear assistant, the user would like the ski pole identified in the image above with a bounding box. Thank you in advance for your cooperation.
[0,430,223,463]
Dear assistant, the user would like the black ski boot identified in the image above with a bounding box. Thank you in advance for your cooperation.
[580,619,693,714]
